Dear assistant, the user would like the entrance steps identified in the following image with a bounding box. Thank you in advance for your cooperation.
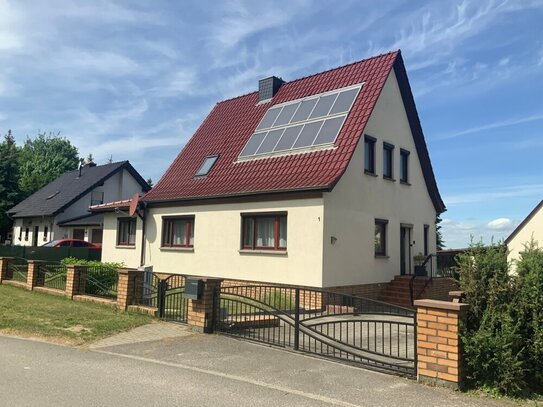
[378,275,430,308]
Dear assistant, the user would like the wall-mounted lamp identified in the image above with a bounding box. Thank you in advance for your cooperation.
[331,236,338,245]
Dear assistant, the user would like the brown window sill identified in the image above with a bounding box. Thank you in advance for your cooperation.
[374,254,390,259]
[364,170,378,177]
[383,176,395,182]
[400,180,411,186]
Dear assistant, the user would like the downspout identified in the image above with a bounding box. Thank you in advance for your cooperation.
[139,201,147,267]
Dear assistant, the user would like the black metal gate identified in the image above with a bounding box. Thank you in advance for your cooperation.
[214,285,416,377]
[134,273,188,323]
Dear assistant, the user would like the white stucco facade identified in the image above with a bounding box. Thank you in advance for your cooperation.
[100,70,439,288]
[322,70,437,286]
[507,201,543,268]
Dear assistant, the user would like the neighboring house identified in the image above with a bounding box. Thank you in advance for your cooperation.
[506,199,543,268]
[8,161,150,247]
[94,50,445,293]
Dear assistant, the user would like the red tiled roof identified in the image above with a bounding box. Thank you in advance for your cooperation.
[144,50,445,212]
[90,199,132,212]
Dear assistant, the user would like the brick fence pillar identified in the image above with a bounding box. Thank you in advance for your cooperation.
[187,278,222,333]
[0,257,14,283]
[65,265,87,298]
[414,298,469,389]
[26,260,46,290]
[117,268,141,311]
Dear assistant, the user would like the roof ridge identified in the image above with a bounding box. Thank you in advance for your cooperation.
[215,50,400,105]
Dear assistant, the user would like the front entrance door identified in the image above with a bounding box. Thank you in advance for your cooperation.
[73,229,85,240]
[400,226,412,275]
[32,226,39,247]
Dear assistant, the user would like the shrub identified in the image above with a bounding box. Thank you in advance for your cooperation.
[514,241,543,393]
[458,240,543,396]
[60,257,124,269]
[60,257,124,298]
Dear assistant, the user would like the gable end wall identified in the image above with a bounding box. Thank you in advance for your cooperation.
[322,69,437,287]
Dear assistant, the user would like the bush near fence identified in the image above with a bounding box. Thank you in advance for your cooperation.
[458,240,543,397]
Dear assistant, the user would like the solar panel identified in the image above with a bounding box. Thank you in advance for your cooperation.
[239,83,362,159]
[256,129,284,154]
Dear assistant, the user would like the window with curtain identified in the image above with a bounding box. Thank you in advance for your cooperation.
[374,219,388,256]
[117,218,136,246]
[242,213,287,251]
[162,217,194,248]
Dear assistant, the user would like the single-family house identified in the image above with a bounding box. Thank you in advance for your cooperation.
[506,199,543,267]
[94,50,445,296]
[8,161,150,247]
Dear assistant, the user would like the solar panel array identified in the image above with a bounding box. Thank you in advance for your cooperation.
[239,84,362,158]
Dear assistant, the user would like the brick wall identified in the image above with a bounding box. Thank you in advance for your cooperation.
[414,299,468,389]
[420,278,459,302]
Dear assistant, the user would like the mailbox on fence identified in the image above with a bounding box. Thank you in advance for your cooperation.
[184,278,203,300]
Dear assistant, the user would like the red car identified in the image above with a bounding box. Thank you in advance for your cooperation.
[42,239,101,249]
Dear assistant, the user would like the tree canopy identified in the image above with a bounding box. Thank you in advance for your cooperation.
[0,131,20,240]
[18,132,79,198]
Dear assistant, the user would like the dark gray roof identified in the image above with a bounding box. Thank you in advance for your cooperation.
[8,161,150,218]
[57,213,104,227]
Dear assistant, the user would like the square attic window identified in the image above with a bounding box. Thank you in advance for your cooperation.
[195,155,219,177]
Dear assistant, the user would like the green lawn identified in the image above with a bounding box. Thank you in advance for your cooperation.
[0,285,154,345]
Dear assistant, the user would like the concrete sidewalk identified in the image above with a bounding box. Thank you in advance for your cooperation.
[0,325,512,407]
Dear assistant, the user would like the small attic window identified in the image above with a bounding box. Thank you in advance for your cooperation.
[195,155,219,177]
[46,191,60,200]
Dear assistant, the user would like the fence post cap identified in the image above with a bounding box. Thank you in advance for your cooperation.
[118,268,139,275]
[449,291,466,303]
[27,260,47,264]
[414,299,469,312]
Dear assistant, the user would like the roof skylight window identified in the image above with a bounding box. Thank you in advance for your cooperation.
[239,83,362,159]
[195,155,219,177]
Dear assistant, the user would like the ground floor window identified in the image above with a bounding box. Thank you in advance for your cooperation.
[162,217,194,248]
[117,218,136,246]
[242,213,287,251]
[374,219,388,256]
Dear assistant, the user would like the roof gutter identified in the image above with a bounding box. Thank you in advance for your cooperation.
[142,185,331,206]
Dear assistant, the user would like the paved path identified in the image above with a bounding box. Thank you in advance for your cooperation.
[89,321,192,349]
[0,325,512,407]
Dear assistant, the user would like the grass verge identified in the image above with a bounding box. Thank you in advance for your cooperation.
[0,284,154,345]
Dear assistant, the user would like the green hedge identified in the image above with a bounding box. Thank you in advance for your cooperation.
[458,240,543,396]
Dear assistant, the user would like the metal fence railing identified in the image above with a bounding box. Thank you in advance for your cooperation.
[78,265,118,300]
[37,264,67,291]
[9,258,28,283]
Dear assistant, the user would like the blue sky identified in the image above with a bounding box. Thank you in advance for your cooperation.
[0,0,542,248]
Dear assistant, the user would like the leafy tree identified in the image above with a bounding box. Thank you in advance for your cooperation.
[18,132,79,198]
[86,153,94,164]
[0,130,20,241]
[436,213,445,250]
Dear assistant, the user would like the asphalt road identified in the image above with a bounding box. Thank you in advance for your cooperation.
[0,333,510,407]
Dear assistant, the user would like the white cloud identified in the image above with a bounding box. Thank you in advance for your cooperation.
[487,218,513,230]
[444,183,543,206]
[441,217,518,248]
[438,113,543,140]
